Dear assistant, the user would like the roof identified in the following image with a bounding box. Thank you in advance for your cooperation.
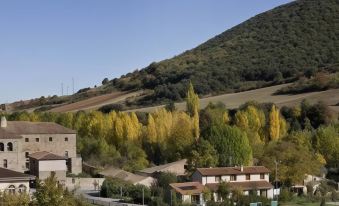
[29,151,66,160]
[196,166,270,176]
[139,159,187,175]
[0,121,76,139]
[0,167,35,182]
[99,167,153,184]
[206,181,273,191]
[170,182,205,195]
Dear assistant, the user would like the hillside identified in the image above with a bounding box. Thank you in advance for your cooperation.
[112,0,339,105]
[126,84,339,113]
[4,0,339,112]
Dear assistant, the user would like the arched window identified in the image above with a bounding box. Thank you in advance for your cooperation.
[6,185,15,194]
[7,142,13,151]
[18,184,27,193]
[0,143,4,151]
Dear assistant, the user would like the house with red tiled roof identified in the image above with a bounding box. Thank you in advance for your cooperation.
[170,166,274,205]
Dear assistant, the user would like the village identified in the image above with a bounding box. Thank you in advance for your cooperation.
[0,115,337,206]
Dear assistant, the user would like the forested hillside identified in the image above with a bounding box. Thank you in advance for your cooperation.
[112,0,339,105]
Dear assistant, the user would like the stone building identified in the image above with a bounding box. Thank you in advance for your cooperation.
[29,151,67,183]
[0,117,81,174]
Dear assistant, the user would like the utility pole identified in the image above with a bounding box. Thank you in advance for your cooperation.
[274,159,280,201]
[142,187,144,206]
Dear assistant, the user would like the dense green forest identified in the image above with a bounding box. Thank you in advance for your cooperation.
[109,0,339,105]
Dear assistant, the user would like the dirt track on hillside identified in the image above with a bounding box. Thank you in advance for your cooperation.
[126,84,339,113]
[50,91,141,112]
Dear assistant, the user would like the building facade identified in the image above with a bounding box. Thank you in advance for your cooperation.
[192,166,274,200]
[29,151,67,184]
[0,167,35,194]
[0,117,81,174]
[170,166,274,205]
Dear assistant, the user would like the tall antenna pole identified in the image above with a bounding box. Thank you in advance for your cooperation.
[61,83,64,96]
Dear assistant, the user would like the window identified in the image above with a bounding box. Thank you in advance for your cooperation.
[6,185,15,194]
[3,159,7,168]
[35,138,39,142]
[260,189,267,197]
[65,137,68,142]
[49,137,53,142]
[260,173,265,179]
[246,174,251,180]
[0,143,4,151]
[7,142,13,151]
[25,162,29,169]
[25,138,29,142]
[215,176,221,182]
[65,151,69,157]
[230,175,237,181]
[25,152,29,158]
[18,185,27,193]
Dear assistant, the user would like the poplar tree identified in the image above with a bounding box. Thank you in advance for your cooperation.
[147,114,157,143]
[269,105,280,141]
[186,82,200,139]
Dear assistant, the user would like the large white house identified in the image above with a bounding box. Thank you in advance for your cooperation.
[170,166,274,205]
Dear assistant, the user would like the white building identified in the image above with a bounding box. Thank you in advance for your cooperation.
[170,166,274,205]
[0,167,35,194]
[192,166,274,200]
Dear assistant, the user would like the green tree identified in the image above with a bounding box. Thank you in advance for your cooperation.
[217,181,231,202]
[260,141,324,186]
[315,125,339,167]
[187,139,218,173]
[207,124,252,166]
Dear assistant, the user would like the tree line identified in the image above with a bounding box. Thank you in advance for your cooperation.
[2,83,338,186]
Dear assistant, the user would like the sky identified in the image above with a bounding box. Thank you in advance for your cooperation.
[0,0,292,103]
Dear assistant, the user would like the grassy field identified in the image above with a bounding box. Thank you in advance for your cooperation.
[126,84,339,113]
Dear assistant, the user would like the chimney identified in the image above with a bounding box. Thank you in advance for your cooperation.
[240,165,244,172]
[1,116,7,128]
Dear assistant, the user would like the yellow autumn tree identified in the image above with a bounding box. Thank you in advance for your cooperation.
[223,111,230,124]
[186,82,200,116]
[269,105,280,141]
[146,114,157,143]
[186,82,200,139]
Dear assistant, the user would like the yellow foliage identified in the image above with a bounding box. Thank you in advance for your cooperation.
[269,105,280,141]
[223,111,230,124]
[147,114,157,143]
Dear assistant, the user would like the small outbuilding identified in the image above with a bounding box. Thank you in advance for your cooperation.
[28,151,67,184]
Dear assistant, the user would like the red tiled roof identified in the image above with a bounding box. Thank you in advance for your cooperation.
[29,151,66,160]
[206,181,273,192]
[170,182,205,195]
[197,166,270,176]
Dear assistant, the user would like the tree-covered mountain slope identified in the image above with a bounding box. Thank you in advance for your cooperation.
[113,0,339,104]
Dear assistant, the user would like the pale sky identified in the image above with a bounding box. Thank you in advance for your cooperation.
[0,0,292,103]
